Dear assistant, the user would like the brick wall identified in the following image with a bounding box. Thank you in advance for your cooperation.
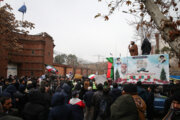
[75,68,81,74]
[54,64,97,77]
[0,33,54,77]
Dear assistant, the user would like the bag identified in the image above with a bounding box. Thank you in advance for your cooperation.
[99,98,107,118]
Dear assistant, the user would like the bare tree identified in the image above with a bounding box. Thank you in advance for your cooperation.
[96,0,180,58]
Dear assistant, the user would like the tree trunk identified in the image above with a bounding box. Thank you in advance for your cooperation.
[142,0,180,58]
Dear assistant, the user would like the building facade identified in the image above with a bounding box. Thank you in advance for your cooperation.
[0,32,54,77]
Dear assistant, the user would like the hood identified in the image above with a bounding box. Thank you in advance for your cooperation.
[142,38,150,46]
[19,84,26,93]
[4,85,17,94]
[51,92,65,106]
[62,83,71,94]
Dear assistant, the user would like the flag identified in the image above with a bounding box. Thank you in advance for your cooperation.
[106,57,114,79]
[45,64,58,74]
[18,4,27,14]
[107,62,112,78]
[88,74,96,79]
[0,0,4,2]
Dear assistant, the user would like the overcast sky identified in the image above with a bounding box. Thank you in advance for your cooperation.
[3,0,137,62]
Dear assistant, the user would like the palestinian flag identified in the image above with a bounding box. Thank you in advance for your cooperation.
[106,57,114,79]
[88,74,96,79]
[45,64,58,74]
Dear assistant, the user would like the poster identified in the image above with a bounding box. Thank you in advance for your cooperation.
[114,54,169,84]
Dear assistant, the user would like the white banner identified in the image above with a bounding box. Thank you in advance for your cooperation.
[114,54,169,84]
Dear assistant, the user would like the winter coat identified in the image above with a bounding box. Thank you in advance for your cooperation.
[132,95,147,120]
[83,90,94,108]
[146,91,154,119]
[141,38,151,55]
[111,94,139,120]
[3,85,17,105]
[164,96,173,115]
[92,90,103,107]
[98,94,112,119]
[48,92,72,120]
[59,83,71,104]
[92,90,103,120]
[22,90,49,120]
[69,98,85,120]
[137,86,148,103]
[129,44,138,56]
[109,88,121,103]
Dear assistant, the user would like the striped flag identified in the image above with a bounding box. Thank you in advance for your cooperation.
[45,64,58,74]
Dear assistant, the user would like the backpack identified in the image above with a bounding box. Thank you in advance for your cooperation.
[99,98,108,118]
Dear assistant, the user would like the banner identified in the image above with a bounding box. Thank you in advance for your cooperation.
[114,54,169,84]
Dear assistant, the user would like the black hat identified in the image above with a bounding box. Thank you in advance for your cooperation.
[123,84,137,93]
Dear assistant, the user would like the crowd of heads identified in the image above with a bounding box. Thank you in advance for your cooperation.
[0,75,180,120]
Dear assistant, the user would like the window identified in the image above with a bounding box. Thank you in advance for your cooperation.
[32,50,35,54]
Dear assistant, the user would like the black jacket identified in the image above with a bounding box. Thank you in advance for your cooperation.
[83,90,94,108]
[109,88,121,103]
[22,90,49,120]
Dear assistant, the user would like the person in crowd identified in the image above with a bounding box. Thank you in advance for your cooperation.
[111,84,146,120]
[48,92,72,120]
[92,79,97,92]
[2,80,18,107]
[69,90,85,120]
[164,85,180,115]
[39,80,51,108]
[154,85,166,98]
[128,40,138,56]
[137,81,148,103]
[92,83,103,120]
[141,38,152,55]
[103,81,109,89]
[18,79,26,94]
[109,83,121,103]
[83,87,94,120]
[146,86,154,120]
[56,82,71,104]
[22,90,49,120]
[0,95,23,120]
[84,79,90,91]
[0,96,16,116]
[97,88,112,120]
[163,90,180,120]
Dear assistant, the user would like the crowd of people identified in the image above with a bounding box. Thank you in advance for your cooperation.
[0,74,180,120]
